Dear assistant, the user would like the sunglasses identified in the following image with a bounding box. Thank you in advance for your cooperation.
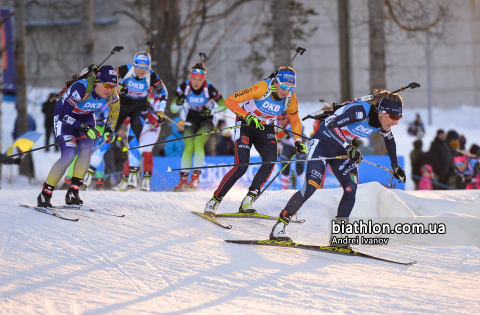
[276,77,295,91]
[102,82,117,90]
[278,117,288,120]
[134,64,150,70]
[191,69,206,75]
[379,110,403,121]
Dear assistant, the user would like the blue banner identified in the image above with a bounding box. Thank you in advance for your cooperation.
[1,9,15,94]
[151,155,404,192]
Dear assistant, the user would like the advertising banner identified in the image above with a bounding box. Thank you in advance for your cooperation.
[151,155,404,192]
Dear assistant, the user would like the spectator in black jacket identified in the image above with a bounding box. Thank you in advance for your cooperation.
[428,129,452,189]
[410,139,426,190]
[42,93,58,151]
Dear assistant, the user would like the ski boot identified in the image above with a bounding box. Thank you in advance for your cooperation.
[239,188,259,214]
[113,175,128,191]
[186,170,201,190]
[95,178,105,191]
[37,181,55,208]
[65,177,84,205]
[329,216,351,249]
[82,166,96,190]
[269,210,292,241]
[173,171,189,191]
[126,167,139,190]
[141,172,151,191]
[204,196,222,216]
[59,177,71,190]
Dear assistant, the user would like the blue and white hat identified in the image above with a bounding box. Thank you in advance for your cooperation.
[378,97,403,117]
[134,53,151,67]
[276,68,296,85]
[96,65,118,84]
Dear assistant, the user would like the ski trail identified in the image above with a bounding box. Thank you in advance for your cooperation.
[80,238,143,293]
[0,234,12,260]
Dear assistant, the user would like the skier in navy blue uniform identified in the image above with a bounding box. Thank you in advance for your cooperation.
[37,65,120,207]
[269,90,406,243]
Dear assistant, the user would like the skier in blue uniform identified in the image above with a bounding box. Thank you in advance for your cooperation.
[37,65,120,207]
[269,89,406,243]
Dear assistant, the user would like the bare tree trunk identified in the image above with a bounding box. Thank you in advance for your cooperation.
[368,0,386,155]
[81,0,95,66]
[272,0,291,68]
[338,0,352,103]
[14,0,28,136]
[15,0,35,179]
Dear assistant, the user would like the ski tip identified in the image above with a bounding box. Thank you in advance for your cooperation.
[122,147,128,152]
[167,167,172,172]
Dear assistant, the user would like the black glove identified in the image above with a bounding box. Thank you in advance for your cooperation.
[295,140,308,154]
[119,83,128,96]
[176,95,186,106]
[103,127,116,144]
[79,123,102,140]
[392,164,406,183]
[345,144,362,163]
[199,107,212,117]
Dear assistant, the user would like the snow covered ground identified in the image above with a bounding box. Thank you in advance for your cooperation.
[0,184,479,314]
[1,96,480,313]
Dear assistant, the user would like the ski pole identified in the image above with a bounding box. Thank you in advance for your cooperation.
[164,115,184,131]
[140,123,159,137]
[273,124,311,141]
[391,82,420,94]
[145,41,154,55]
[0,136,87,162]
[51,46,124,101]
[361,158,405,182]
[302,82,420,122]
[167,155,348,172]
[218,112,236,119]
[124,124,245,152]
[288,47,307,67]
[258,154,297,198]
[92,140,105,154]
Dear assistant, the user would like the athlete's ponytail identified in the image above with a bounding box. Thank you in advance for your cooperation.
[264,66,296,81]
[368,89,402,108]
[191,62,207,73]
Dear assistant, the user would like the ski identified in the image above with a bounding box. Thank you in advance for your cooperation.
[225,239,417,266]
[192,211,232,229]
[51,205,125,217]
[215,212,305,224]
[19,204,79,222]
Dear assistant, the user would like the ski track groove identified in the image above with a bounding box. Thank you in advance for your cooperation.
[80,238,143,294]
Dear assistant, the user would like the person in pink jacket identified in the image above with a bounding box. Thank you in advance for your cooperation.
[418,164,433,190]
